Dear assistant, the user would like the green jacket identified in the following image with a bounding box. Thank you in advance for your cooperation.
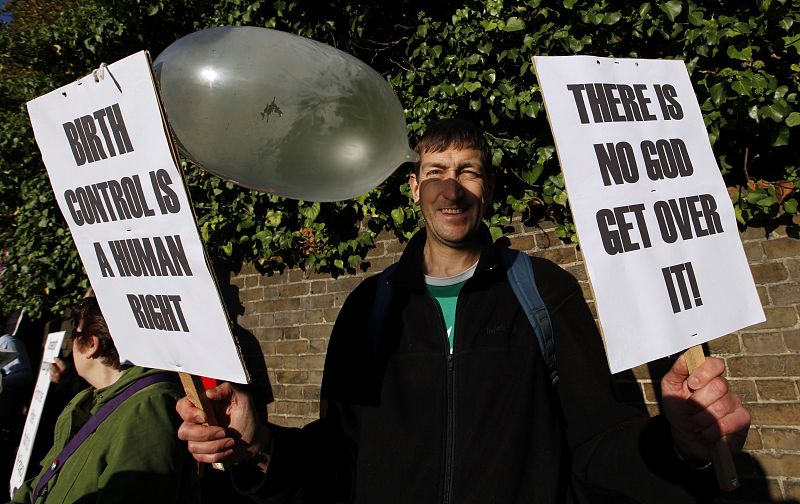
[11,366,198,504]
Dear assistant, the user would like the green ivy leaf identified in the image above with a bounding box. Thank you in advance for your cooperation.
[661,1,683,22]
[786,112,800,127]
[504,17,525,32]
[391,207,405,225]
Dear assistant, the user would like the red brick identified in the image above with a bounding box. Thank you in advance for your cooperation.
[278,283,310,297]
[302,294,336,310]
[747,403,800,425]
[365,242,386,259]
[304,309,325,324]
[743,241,765,263]
[706,333,742,354]
[308,338,328,354]
[326,276,363,293]
[275,370,308,384]
[768,283,800,305]
[727,355,800,377]
[299,354,327,370]
[271,297,302,311]
[785,479,800,500]
[750,262,789,283]
[509,236,535,252]
[741,226,767,241]
[764,237,800,259]
[323,308,340,322]
[532,246,577,265]
[760,428,800,451]
[301,324,333,340]
[753,307,797,330]
[785,329,800,352]
[274,311,304,326]
[786,258,800,280]
[240,287,265,302]
[275,340,309,355]
[728,379,757,403]
[756,379,799,401]
[741,333,787,354]
[309,280,327,294]
[258,272,284,286]
[751,452,800,477]
[742,428,762,450]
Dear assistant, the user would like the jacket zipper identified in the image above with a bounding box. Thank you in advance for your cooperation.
[426,293,455,504]
[444,352,454,504]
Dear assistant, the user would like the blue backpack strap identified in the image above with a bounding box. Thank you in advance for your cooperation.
[369,263,398,356]
[501,248,558,385]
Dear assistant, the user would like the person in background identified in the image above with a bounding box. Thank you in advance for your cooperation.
[10,297,198,504]
[0,311,34,500]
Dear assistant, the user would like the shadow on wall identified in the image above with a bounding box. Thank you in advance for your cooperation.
[213,261,273,422]
[618,347,799,504]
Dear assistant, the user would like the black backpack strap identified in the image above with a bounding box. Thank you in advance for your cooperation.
[368,263,398,356]
[501,248,558,385]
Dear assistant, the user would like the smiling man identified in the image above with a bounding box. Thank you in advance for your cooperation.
[177,119,750,503]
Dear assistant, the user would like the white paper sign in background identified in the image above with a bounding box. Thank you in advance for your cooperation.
[9,331,65,498]
[27,51,247,383]
[533,56,764,373]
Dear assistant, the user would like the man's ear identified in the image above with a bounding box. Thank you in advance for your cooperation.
[409,172,421,203]
[85,335,101,359]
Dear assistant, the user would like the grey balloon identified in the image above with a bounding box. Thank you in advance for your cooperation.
[153,26,417,201]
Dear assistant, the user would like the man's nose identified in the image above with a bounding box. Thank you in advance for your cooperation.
[440,175,464,199]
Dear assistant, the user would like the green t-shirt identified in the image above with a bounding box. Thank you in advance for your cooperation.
[425,261,478,352]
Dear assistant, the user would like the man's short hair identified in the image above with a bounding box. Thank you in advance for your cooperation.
[413,118,492,176]
[71,297,125,370]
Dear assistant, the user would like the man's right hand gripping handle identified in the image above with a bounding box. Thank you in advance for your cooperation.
[176,382,272,471]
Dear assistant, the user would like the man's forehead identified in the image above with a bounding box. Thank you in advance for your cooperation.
[419,147,483,166]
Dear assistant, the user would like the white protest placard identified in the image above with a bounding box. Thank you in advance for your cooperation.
[533,56,765,373]
[9,331,65,498]
[27,51,247,383]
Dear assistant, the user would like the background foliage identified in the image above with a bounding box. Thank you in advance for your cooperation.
[0,0,798,318]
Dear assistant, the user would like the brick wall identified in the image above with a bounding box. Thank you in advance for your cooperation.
[224,218,800,503]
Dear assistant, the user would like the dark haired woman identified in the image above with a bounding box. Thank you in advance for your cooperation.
[10,298,198,503]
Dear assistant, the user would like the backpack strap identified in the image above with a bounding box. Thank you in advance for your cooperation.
[368,263,398,356]
[32,372,176,502]
[501,248,558,386]
[367,253,558,385]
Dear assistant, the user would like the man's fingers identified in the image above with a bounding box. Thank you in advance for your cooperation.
[177,421,226,442]
[206,382,235,402]
[187,442,235,464]
[685,357,725,391]
[176,396,207,424]
[696,401,750,443]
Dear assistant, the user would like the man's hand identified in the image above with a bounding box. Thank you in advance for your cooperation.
[49,357,69,384]
[661,352,750,464]
[176,382,270,467]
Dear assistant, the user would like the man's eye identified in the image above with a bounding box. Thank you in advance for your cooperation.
[424,169,442,177]
[461,170,480,179]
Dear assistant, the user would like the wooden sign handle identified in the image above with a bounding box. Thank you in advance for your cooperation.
[683,345,739,491]
[179,372,226,471]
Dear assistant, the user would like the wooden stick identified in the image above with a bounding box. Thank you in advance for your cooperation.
[179,372,226,471]
[683,345,739,492]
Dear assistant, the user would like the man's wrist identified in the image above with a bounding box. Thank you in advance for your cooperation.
[672,442,712,470]
[245,424,273,473]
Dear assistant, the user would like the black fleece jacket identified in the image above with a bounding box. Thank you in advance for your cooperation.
[244,227,716,503]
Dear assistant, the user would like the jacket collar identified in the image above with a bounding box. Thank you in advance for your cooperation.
[388,224,503,290]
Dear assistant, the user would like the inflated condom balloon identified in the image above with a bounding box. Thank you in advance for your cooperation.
[153,26,418,201]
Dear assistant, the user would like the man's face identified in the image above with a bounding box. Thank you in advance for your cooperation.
[409,147,494,250]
